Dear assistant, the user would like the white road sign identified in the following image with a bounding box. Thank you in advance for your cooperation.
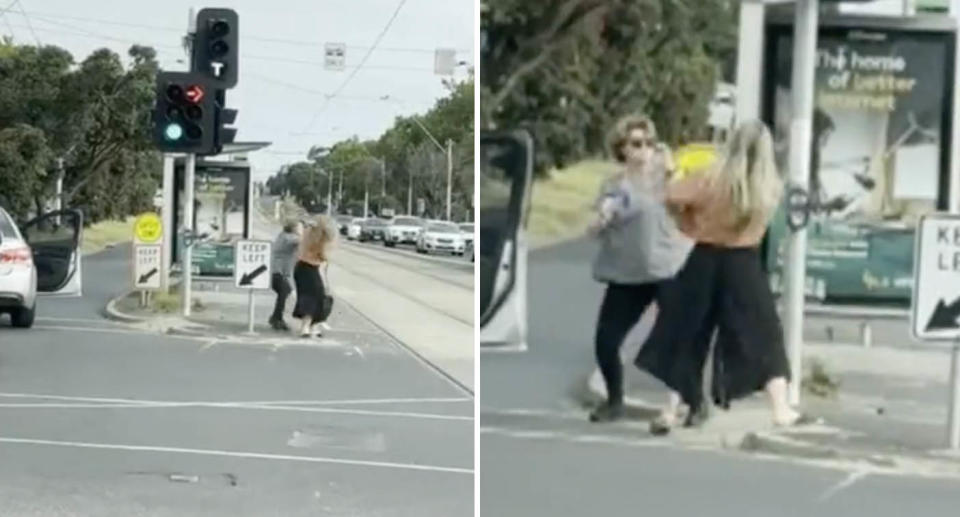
[133,245,162,290]
[324,42,346,71]
[912,214,960,340]
[434,48,457,75]
[234,240,272,290]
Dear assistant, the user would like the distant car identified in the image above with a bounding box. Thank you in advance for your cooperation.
[358,218,388,242]
[347,218,365,240]
[459,223,474,249]
[385,216,425,247]
[417,222,466,255]
[0,206,84,329]
[334,215,354,235]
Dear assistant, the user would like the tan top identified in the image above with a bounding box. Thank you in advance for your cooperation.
[666,173,774,248]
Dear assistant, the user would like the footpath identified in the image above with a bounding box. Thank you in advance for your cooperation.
[585,308,960,478]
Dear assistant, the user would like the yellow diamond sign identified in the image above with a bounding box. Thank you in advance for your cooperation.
[134,212,163,244]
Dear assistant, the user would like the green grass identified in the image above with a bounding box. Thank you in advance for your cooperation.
[81,217,135,256]
[527,160,612,247]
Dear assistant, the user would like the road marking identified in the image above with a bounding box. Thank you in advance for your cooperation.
[0,392,473,421]
[0,393,470,406]
[30,325,196,339]
[817,470,869,502]
[480,426,668,449]
[0,436,472,475]
[199,339,219,352]
[36,317,122,325]
[352,345,365,359]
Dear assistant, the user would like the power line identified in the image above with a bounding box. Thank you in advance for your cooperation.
[13,0,38,45]
[21,10,469,54]
[299,0,410,134]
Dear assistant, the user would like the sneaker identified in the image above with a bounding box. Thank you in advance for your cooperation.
[588,402,624,423]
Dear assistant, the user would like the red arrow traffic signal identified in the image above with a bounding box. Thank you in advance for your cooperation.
[184,84,205,103]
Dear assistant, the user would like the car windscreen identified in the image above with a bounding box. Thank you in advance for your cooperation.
[428,223,458,233]
[393,218,422,226]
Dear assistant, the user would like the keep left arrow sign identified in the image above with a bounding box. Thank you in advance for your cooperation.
[239,264,268,286]
[138,267,159,285]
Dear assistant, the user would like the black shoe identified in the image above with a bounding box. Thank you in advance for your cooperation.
[683,403,710,428]
[589,402,624,423]
[269,318,290,331]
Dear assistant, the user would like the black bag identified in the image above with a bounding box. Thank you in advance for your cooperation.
[319,263,334,322]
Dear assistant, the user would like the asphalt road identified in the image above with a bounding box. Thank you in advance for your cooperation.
[0,245,473,516]
[479,239,960,516]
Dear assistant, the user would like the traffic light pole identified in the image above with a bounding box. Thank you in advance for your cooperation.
[182,152,196,317]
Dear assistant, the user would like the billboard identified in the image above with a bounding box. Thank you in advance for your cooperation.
[763,21,956,303]
[173,160,251,276]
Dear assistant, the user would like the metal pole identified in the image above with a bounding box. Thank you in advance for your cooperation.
[183,153,196,317]
[327,170,333,215]
[446,139,453,221]
[408,172,413,215]
[247,290,256,335]
[363,182,369,219]
[338,169,343,211]
[381,160,386,197]
[949,342,960,449]
[735,1,766,125]
[161,154,174,294]
[783,0,818,406]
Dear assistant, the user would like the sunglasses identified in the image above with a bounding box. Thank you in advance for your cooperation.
[626,138,656,149]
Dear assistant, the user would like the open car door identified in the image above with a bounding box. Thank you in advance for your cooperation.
[20,210,84,296]
[479,130,533,352]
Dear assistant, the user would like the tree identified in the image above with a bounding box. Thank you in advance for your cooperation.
[0,125,52,220]
[481,0,738,175]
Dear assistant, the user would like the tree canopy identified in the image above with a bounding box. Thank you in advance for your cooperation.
[481,0,737,174]
[267,77,475,221]
[0,39,161,223]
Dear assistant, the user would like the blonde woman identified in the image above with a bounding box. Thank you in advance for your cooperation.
[586,114,693,423]
[636,120,812,434]
[292,216,335,337]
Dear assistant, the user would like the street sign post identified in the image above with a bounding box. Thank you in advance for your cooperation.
[911,213,960,449]
[133,245,162,291]
[235,239,272,334]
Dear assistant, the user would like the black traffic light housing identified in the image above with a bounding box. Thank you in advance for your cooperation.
[193,8,238,88]
[213,88,238,154]
[152,71,217,154]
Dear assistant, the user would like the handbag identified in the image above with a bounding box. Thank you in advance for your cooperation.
[319,263,334,322]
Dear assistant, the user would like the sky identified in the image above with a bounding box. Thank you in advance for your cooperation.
[0,0,475,180]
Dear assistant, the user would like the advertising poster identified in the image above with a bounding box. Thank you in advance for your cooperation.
[173,161,251,276]
[764,24,954,302]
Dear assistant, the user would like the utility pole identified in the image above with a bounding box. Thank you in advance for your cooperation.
[325,168,333,215]
[446,139,453,221]
[408,171,413,215]
[381,160,386,197]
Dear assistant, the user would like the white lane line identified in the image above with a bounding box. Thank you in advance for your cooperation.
[0,436,472,475]
[29,325,197,339]
[0,393,473,421]
[352,345,365,360]
[817,470,869,502]
[199,339,219,352]
[0,393,471,406]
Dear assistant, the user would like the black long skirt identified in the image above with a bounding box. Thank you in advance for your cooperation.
[634,244,790,409]
[292,260,326,321]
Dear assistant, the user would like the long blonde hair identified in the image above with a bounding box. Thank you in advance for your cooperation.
[299,215,335,263]
[716,120,783,225]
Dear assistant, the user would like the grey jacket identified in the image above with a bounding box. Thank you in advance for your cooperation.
[591,168,693,285]
[271,232,300,278]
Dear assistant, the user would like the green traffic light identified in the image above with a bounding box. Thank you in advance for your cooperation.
[164,123,184,141]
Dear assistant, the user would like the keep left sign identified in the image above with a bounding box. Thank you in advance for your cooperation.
[912,214,960,340]
[234,240,272,290]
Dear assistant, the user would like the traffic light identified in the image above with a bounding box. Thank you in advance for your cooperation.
[213,88,238,154]
[193,8,238,89]
[152,71,216,154]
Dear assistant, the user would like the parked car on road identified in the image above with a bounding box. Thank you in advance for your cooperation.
[358,218,388,242]
[416,222,466,255]
[335,215,354,235]
[0,206,84,328]
[347,218,365,240]
[385,216,425,247]
[459,223,474,249]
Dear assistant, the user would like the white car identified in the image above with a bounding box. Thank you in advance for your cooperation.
[416,222,466,255]
[459,223,474,249]
[385,216,425,247]
[347,218,365,240]
[0,206,84,328]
